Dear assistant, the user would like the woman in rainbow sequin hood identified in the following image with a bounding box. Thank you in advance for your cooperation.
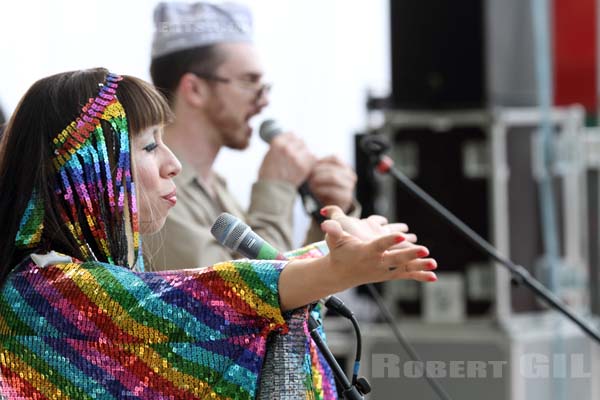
[0,68,437,399]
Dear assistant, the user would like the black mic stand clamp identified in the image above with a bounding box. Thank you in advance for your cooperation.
[307,316,371,399]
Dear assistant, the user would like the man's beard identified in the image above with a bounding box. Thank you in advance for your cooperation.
[222,126,251,150]
[208,98,254,151]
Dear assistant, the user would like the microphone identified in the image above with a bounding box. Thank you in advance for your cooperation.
[210,212,287,260]
[259,119,325,223]
[211,212,354,316]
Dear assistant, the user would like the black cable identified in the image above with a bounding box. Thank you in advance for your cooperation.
[308,315,365,399]
[349,315,362,385]
[323,292,450,398]
[323,296,363,385]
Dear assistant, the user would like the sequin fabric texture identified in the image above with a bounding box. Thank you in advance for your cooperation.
[0,257,287,399]
[257,242,337,400]
[15,72,142,270]
[0,242,337,399]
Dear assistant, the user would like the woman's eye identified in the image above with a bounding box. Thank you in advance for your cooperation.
[143,142,158,152]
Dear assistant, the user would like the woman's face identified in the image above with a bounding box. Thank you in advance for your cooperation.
[132,125,182,234]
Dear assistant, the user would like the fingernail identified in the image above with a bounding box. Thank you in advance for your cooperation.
[426,261,437,270]
[394,236,405,244]
[417,249,429,258]
[428,275,438,282]
[320,208,328,217]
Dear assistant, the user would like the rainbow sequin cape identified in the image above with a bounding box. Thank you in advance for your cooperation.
[0,243,336,399]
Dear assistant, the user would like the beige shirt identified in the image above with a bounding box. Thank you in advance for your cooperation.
[143,154,327,270]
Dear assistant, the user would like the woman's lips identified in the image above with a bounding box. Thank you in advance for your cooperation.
[162,190,177,206]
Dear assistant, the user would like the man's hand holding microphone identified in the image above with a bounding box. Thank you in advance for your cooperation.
[258,119,357,221]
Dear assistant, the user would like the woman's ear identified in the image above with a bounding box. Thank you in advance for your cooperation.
[177,73,208,108]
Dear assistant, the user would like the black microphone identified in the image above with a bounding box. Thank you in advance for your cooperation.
[259,119,325,223]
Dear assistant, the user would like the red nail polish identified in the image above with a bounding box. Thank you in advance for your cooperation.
[320,208,328,217]
[428,275,438,282]
[417,249,429,258]
[427,261,437,270]
[394,236,405,244]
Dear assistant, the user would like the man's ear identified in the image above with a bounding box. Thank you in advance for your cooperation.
[177,72,209,108]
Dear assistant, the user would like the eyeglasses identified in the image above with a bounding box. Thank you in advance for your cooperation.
[192,72,272,103]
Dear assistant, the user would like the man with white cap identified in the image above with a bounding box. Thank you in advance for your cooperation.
[145,1,359,270]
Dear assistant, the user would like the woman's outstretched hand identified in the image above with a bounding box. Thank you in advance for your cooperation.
[320,206,437,286]
[320,205,417,247]
[279,206,437,311]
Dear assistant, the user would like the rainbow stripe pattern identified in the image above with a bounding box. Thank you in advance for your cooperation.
[0,257,287,399]
[0,242,337,399]
[14,72,142,270]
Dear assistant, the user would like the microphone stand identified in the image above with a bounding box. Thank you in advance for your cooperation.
[360,135,600,345]
[308,315,367,400]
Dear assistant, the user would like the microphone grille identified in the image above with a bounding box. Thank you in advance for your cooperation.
[210,213,249,250]
[211,213,237,244]
[259,119,282,143]
[223,221,248,250]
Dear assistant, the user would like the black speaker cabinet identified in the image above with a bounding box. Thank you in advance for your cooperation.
[390,0,485,109]
[391,123,492,316]
[355,115,493,317]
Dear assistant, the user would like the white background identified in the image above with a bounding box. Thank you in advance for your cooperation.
[0,0,391,244]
